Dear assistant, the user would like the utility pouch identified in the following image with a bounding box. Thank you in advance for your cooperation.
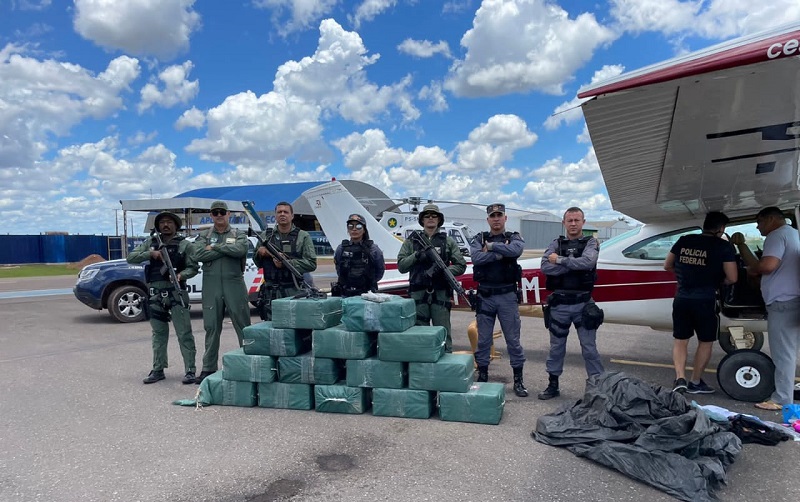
[581,302,604,330]
[542,303,551,329]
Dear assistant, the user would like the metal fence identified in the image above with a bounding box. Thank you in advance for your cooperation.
[0,232,334,265]
[0,235,124,264]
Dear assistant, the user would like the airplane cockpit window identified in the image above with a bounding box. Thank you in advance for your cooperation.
[449,229,465,245]
[725,221,766,252]
[622,227,701,260]
[461,226,477,243]
[602,226,641,248]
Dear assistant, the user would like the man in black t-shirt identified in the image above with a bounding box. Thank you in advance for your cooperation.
[664,211,737,394]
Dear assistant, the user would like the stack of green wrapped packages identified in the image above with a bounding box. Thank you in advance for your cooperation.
[193,294,505,424]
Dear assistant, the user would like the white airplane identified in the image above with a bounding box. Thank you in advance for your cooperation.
[303,21,800,402]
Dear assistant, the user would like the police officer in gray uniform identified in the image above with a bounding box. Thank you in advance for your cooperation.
[470,203,528,397]
[539,206,604,400]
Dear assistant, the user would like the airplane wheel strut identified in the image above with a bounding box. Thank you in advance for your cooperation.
[716,349,775,402]
[718,330,764,354]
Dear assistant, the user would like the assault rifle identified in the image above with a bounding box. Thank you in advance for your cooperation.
[241,201,324,299]
[409,231,472,309]
[149,228,187,308]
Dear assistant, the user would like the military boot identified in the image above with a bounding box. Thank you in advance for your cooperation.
[537,374,560,400]
[476,366,489,383]
[513,367,528,397]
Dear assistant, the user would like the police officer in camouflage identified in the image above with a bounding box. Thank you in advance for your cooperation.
[193,201,252,384]
[539,207,604,400]
[471,203,528,397]
[254,201,317,319]
[127,211,198,385]
[333,213,385,297]
[398,204,467,352]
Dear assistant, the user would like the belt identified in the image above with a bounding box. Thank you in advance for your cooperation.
[548,291,591,306]
[478,284,516,296]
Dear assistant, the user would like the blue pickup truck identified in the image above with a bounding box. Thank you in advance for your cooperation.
[73,237,262,322]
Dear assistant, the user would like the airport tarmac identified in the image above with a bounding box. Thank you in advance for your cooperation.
[0,275,798,502]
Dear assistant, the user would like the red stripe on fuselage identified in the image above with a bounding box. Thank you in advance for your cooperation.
[579,28,800,98]
[378,266,677,305]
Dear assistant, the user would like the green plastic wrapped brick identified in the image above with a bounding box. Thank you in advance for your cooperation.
[197,370,257,407]
[222,348,277,383]
[341,295,416,332]
[315,383,371,414]
[242,321,311,356]
[439,382,505,425]
[345,357,406,389]
[279,354,343,384]
[408,353,474,392]
[378,325,446,363]
[313,325,376,359]
[271,296,343,330]
[258,382,314,410]
[372,388,435,419]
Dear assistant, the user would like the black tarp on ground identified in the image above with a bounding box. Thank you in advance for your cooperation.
[533,371,742,502]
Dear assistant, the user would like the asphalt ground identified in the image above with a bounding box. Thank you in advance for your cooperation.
[1,273,798,502]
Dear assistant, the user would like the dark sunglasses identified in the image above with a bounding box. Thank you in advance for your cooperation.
[422,213,438,219]
[211,209,228,216]
[347,223,364,230]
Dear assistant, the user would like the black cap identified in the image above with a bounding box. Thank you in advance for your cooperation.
[486,203,505,215]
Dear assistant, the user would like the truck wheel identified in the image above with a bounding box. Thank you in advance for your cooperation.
[718,330,764,354]
[108,285,147,323]
[716,349,775,402]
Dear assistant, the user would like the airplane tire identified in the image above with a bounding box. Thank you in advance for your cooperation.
[718,330,764,354]
[716,349,775,402]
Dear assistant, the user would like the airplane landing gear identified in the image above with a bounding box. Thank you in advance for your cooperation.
[716,349,775,402]
[718,328,764,354]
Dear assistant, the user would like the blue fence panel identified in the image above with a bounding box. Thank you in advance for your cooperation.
[41,235,67,263]
[0,235,117,265]
[0,236,44,264]
[64,235,110,262]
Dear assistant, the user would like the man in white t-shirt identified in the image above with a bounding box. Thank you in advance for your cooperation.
[731,206,800,410]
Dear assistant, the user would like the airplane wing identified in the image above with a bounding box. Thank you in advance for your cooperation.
[580,22,800,223]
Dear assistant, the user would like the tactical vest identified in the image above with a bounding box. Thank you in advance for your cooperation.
[263,228,300,284]
[473,232,521,285]
[544,236,597,292]
[409,232,450,291]
[146,236,186,283]
[339,239,375,294]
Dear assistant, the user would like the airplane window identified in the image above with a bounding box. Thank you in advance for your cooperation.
[622,227,701,260]
[247,240,255,259]
[449,230,465,245]
[602,226,641,248]
[726,221,765,251]
[461,226,477,242]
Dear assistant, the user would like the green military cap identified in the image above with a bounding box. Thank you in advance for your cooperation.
[154,211,182,229]
[418,203,444,227]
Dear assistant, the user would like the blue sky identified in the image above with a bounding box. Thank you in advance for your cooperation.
[2,0,800,235]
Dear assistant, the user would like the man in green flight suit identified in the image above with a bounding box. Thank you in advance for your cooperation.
[254,201,317,320]
[397,204,467,352]
[193,201,252,383]
[127,211,198,385]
